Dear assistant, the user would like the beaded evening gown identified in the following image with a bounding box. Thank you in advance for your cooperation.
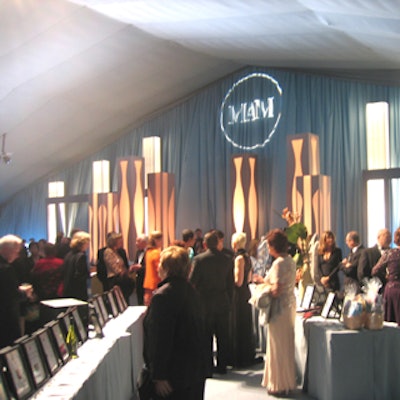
[262,254,296,393]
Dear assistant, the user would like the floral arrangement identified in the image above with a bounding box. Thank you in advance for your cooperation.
[281,207,308,268]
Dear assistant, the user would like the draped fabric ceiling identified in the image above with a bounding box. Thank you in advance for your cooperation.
[1,0,400,206]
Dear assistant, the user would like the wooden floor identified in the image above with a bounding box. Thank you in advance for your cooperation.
[204,363,316,400]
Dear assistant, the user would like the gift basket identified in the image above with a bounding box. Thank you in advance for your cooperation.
[362,277,384,330]
[342,283,366,330]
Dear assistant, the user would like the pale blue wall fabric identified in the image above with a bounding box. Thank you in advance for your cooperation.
[1,67,399,249]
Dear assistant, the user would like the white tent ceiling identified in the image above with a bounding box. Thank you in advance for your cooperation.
[1,0,400,205]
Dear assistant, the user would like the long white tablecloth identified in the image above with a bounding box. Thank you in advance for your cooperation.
[297,316,400,400]
[31,306,146,400]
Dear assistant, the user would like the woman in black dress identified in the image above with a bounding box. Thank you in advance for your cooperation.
[62,231,90,325]
[62,231,90,301]
[231,232,255,368]
[316,230,342,293]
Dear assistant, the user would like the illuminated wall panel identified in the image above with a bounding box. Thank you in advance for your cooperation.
[143,136,161,234]
[231,155,258,240]
[117,157,145,261]
[286,133,320,215]
[296,175,331,235]
[287,133,331,236]
[147,172,175,249]
[143,136,161,188]
[89,192,118,264]
[89,160,112,262]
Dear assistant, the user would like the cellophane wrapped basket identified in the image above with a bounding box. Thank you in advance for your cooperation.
[363,277,384,330]
[342,293,366,330]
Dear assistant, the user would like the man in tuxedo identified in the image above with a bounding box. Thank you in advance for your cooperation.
[130,234,148,306]
[339,231,364,292]
[190,231,234,376]
[182,229,195,261]
[358,228,391,288]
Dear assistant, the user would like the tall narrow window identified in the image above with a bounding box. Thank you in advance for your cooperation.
[366,179,385,246]
[363,102,398,246]
[366,102,389,169]
[47,181,65,242]
[391,178,400,232]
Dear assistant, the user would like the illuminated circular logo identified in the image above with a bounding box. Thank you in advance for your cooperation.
[220,72,283,150]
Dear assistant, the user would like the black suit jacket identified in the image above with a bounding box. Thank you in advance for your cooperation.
[143,276,206,388]
[340,245,364,287]
[357,245,383,283]
[0,256,23,348]
[190,248,234,314]
[134,249,146,283]
[63,249,90,301]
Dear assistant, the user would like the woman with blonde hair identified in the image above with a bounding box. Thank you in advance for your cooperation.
[143,231,163,306]
[62,231,90,302]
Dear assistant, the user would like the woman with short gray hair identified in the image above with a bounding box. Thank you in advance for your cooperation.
[0,234,28,347]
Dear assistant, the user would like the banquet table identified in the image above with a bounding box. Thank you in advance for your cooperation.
[31,306,146,400]
[297,316,400,400]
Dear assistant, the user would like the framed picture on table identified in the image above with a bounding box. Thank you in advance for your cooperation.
[57,310,71,337]
[0,345,34,400]
[113,286,128,312]
[301,285,315,310]
[45,320,70,364]
[14,334,50,389]
[91,297,105,328]
[36,327,62,376]
[71,307,88,344]
[97,294,110,325]
[88,302,105,338]
[321,292,336,318]
[111,287,123,313]
[105,291,119,318]
[0,360,12,400]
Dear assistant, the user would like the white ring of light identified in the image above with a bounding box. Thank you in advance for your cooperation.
[220,72,283,150]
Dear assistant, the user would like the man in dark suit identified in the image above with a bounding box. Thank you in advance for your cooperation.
[339,231,364,292]
[131,234,148,306]
[190,231,234,376]
[358,228,391,287]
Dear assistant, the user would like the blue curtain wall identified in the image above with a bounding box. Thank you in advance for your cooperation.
[1,67,399,251]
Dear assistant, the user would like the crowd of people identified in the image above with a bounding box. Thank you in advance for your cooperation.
[311,227,399,319]
[0,230,92,349]
[1,220,400,399]
[142,227,297,398]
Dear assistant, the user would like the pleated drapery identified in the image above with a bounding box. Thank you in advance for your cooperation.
[1,67,399,249]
